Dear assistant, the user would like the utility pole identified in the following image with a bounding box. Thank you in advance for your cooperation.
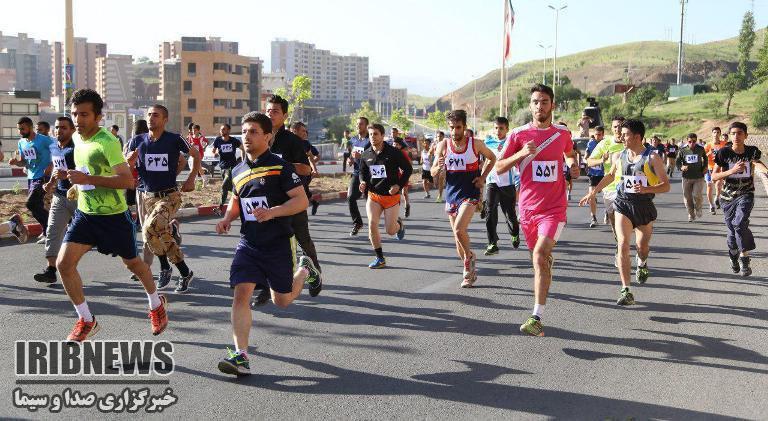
[548,3,567,122]
[538,43,551,85]
[677,0,687,85]
[64,0,75,109]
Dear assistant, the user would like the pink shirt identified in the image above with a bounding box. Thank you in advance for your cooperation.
[501,123,573,215]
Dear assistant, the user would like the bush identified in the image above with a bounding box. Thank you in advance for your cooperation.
[752,90,768,128]
[512,108,532,126]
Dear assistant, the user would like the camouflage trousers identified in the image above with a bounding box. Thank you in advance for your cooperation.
[137,190,184,264]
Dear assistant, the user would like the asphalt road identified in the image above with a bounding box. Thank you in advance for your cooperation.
[1,178,767,419]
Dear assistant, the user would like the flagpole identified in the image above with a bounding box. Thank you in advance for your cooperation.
[500,0,506,115]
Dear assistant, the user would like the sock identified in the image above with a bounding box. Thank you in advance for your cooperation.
[375,247,384,259]
[636,256,647,267]
[533,304,544,319]
[75,301,93,322]
[147,291,161,310]
[175,260,190,277]
[158,255,170,271]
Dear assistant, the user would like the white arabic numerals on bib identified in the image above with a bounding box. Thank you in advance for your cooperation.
[623,175,648,193]
[241,196,269,222]
[532,161,558,182]
[145,153,170,172]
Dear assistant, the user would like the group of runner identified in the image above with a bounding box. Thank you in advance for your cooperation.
[3,83,766,375]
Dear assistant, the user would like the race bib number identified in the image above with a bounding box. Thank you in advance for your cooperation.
[622,175,648,193]
[446,155,466,171]
[669,147,677,153]
[220,143,233,153]
[728,161,751,179]
[240,196,269,222]
[352,146,364,154]
[145,153,169,172]
[369,164,387,179]
[22,147,37,161]
[52,154,67,170]
[78,166,95,191]
[532,161,558,183]
[685,154,699,164]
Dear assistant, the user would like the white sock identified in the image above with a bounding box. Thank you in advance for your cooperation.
[147,292,161,310]
[636,255,647,267]
[533,304,545,318]
[75,301,93,322]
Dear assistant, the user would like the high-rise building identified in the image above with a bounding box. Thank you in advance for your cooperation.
[51,37,106,97]
[390,88,407,110]
[0,32,52,101]
[95,54,135,109]
[370,75,390,103]
[1,90,40,146]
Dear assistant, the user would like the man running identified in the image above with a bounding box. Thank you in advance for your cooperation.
[215,111,319,376]
[497,84,579,336]
[290,121,321,215]
[56,89,167,341]
[584,125,605,227]
[347,117,372,235]
[704,127,724,214]
[187,124,209,187]
[212,123,244,215]
[712,122,766,277]
[359,123,411,268]
[579,119,669,306]
[392,136,412,218]
[126,105,200,293]
[430,131,447,202]
[432,110,496,287]
[675,133,707,222]
[420,138,433,198]
[586,116,626,234]
[484,116,520,255]
[665,138,678,176]
[34,116,78,284]
[341,129,352,173]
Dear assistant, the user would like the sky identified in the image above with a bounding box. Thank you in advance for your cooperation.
[1,0,767,97]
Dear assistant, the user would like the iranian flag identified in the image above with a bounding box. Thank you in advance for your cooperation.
[503,0,516,61]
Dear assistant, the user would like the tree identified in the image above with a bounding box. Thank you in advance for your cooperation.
[425,110,448,130]
[720,73,744,117]
[274,75,312,123]
[704,97,723,118]
[753,26,768,83]
[323,115,349,142]
[628,86,659,118]
[737,11,756,83]
[389,108,413,133]
[752,90,768,128]
[556,84,583,112]
[483,107,499,122]
[349,102,381,132]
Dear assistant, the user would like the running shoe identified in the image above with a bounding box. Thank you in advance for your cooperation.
[250,287,271,308]
[740,256,752,277]
[729,252,741,274]
[636,264,649,284]
[218,348,250,376]
[34,267,57,284]
[405,204,411,218]
[715,198,721,209]
[157,269,173,289]
[425,193,431,199]
[300,256,322,297]
[484,243,499,256]
[8,214,28,243]
[616,288,635,306]
[709,205,716,215]
[519,316,544,337]
[435,195,442,203]
[350,222,363,236]
[603,212,609,225]
[368,257,386,269]
[175,271,194,293]
[479,201,487,220]
[36,234,46,245]
[589,217,597,228]
[511,234,520,249]
[67,316,99,342]
[460,272,477,288]
[311,200,320,216]
[170,219,182,245]
[396,217,406,240]
[149,295,168,335]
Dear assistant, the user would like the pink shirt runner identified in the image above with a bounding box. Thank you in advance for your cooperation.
[500,123,573,216]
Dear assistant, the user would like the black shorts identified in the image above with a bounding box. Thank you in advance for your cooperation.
[565,171,572,182]
[421,169,433,183]
[63,210,138,259]
[125,189,137,206]
[614,197,657,228]
[230,237,296,293]
[588,175,604,187]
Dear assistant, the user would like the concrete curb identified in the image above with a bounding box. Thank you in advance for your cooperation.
[0,168,26,177]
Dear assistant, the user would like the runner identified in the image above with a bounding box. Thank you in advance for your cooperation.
[483,116,520,255]
[496,84,579,336]
[347,116,371,235]
[34,116,78,284]
[584,125,605,227]
[420,138,433,198]
[432,110,496,287]
[187,124,209,187]
[215,111,319,376]
[430,131,447,202]
[359,123,412,268]
[0,214,28,243]
[126,104,200,293]
[341,129,352,173]
[577,112,593,138]
[212,123,244,215]
[665,138,678,176]
[56,89,167,341]
[712,121,766,277]
[704,127,724,214]
[675,133,707,222]
[290,121,321,215]
[392,136,412,218]
[586,116,626,235]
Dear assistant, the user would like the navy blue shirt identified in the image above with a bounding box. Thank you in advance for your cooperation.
[212,136,242,169]
[350,135,371,175]
[128,131,190,192]
[231,151,304,247]
[50,140,76,196]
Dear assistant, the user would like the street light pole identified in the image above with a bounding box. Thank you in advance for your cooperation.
[548,3,567,122]
[537,43,552,85]
[677,0,687,85]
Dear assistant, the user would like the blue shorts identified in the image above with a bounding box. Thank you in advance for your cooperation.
[230,237,296,293]
[63,210,138,259]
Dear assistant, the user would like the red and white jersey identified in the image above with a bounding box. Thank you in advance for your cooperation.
[188,134,206,156]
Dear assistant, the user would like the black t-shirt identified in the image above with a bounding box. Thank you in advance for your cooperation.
[50,141,76,196]
[360,142,413,195]
[270,126,310,167]
[128,131,190,192]
[714,145,762,201]
[212,136,242,169]
[666,143,678,158]
[231,151,304,247]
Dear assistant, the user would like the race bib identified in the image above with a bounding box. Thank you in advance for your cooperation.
[728,161,751,179]
[532,161,558,183]
[52,154,67,171]
[669,147,677,153]
[352,146,364,155]
[446,155,466,171]
[145,153,170,172]
[240,196,269,222]
[78,166,95,191]
[22,147,37,161]
[220,143,233,153]
[622,175,648,193]
[685,154,699,164]
[369,164,387,179]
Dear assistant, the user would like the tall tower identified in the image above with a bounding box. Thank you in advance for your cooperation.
[65,0,75,106]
